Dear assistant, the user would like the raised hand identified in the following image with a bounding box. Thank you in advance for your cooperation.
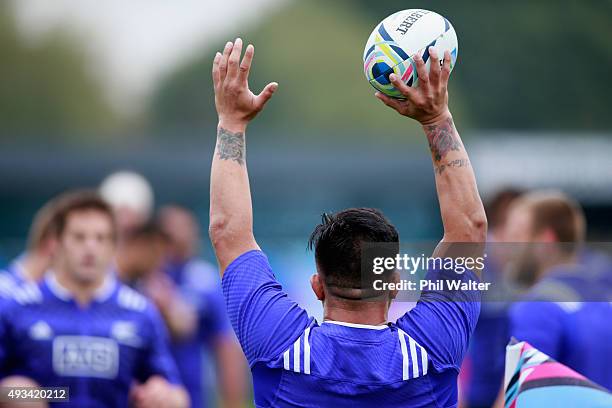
[375,47,451,126]
[212,38,278,130]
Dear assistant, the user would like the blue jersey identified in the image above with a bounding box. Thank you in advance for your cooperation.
[164,258,231,408]
[461,240,509,407]
[0,258,27,299]
[0,273,182,408]
[509,264,612,391]
[222,250,481,407]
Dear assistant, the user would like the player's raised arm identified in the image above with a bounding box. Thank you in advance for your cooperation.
[209,39,278,274]
[375,48,487,260]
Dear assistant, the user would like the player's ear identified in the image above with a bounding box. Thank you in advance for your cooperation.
[310,274,325,301]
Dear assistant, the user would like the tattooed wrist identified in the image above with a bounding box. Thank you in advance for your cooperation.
[216,127,245,165]
[424,116,461,162]
[434,158,470,175]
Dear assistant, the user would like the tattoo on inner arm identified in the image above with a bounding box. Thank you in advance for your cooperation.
[425,117,461,162]
[434,158,470,175]
[216,127,245,165]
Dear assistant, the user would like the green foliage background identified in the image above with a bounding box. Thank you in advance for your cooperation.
[150,0,612,140]
[1,0,611,143]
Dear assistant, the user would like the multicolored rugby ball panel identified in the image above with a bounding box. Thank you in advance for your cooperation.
[363,9,458,98]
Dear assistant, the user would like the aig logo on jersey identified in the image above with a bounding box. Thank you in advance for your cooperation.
[53,336,119,379]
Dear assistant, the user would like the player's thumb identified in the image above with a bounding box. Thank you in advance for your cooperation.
[255,82,278,109]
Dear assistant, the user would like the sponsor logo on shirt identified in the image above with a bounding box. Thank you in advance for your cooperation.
[53,336,119,379]
[29,320,53,340]
[111,321,142,347]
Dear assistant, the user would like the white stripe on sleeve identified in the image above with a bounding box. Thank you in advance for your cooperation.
[408,336,419,378]
[398,330,409,380]
[293,336,301,373]
[304,327,311,374]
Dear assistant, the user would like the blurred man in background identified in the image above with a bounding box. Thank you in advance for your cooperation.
[114,222,168,286]
[0,198,59,297]
[157,205,247,408]
[103,170,248,407]
[460,188,522,408]
[505,191,612,390]
[0,191,189,408]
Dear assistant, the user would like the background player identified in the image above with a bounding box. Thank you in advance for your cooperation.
[0,197,59,298]
[460,187,522,408]
[153,205,247,408]
[208,38,486,406]
[505,191,612,390]
[0,191,189,408]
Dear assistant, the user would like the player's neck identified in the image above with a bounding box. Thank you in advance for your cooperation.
[53,268,107,307]
[323,298,389,326]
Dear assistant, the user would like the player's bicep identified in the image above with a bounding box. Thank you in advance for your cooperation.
[222,250,312,366]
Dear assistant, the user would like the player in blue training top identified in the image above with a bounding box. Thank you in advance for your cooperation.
[0,191,189,408]
[0,196,60,299]
[505,191,612,391]
[154,205,247,408]
[207,38,487,407]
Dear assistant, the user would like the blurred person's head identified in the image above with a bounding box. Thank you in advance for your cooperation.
[18,197,61,281]
[53,191,117,286]
[99,171,154,237]
[504,190,586,284]
[116,222,167,283]
[485,187,523,240]
[308,208,400,311]
[158,205,200,262]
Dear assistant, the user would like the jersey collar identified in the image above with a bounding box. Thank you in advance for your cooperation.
[322,320,389,330]
[45,270,117,303]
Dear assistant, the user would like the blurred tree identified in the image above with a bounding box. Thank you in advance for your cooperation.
[0,3,117,143]
[151,0,612,137]
[149,0,448,141]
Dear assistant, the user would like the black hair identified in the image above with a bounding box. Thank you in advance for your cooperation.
[125,221,168,244]
[308,208,399,298]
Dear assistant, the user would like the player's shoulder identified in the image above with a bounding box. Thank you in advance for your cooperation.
[114,283,150,313]
[4,280,43,307]
[0,271,18,298]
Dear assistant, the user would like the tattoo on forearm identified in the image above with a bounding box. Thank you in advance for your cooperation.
[216,127,245,165]
[425,117,461,162]
[434,158,470,175]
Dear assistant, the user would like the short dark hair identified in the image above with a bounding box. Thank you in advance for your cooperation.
[308,208,399,298]
[53,190,116,239]
[124,221,168,244]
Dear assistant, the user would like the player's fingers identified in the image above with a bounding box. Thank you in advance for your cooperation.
[227,37,243,80]
[389,73,416,100]
[428,47,441,86]
[413,52,429,88]
[441,50,452,84]
[212,52,221,90]
[239,44,254,83]
[255,82,278,109]
[375,91,402,111]
[219,41,232,83]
